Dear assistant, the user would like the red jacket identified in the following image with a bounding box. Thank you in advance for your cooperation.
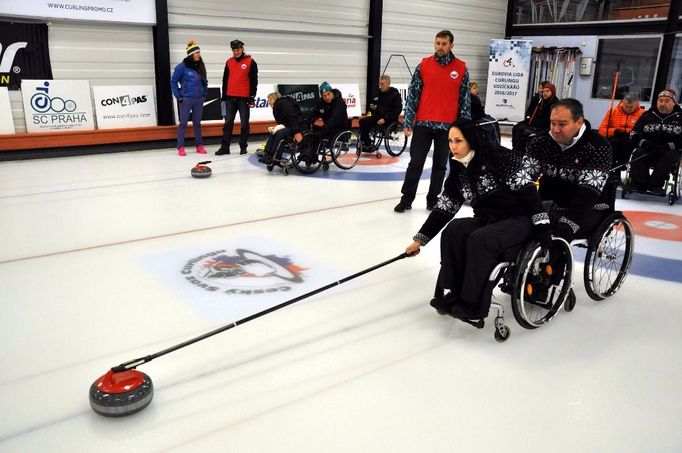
[415,55,467,123]
[222,55,257,98]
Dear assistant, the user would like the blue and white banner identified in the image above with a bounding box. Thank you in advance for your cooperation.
[485,40,532,122]
[21,79,94,132]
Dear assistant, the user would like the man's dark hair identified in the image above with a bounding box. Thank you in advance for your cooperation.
[436,30,454,44]
[552,98,584,121]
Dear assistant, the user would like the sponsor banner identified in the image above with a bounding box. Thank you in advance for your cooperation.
[92,85,156,129]
[21,79,94,132]
[278,84,320,114]
[138,237,346,322]
[173,84,275,124]
[0,87,15,134]
[0,0,155,25]
[392,83,408,115]
[334,83,363,117]
[485,39,532,122]
[0,21,53,90]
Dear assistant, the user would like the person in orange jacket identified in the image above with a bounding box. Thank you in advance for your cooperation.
[598,92,644,166]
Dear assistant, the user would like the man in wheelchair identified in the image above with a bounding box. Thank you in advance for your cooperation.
[307,82,348,141]
[513,98,614,245]
[359,74,403,149]
[627,88,682,196]
[261,92,307,165]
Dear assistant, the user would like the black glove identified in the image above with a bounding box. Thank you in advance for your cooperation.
[555,222,576,243]
[613,129,628,139]
[532,223,553,251]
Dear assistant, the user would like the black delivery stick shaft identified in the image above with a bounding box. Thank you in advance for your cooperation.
[112,253,409,372]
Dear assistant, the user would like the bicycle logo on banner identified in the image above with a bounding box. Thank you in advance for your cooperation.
[30,81,77,113]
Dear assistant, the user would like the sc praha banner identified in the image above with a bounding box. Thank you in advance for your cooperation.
[0,21,53,90]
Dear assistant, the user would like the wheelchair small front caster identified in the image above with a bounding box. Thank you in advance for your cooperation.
[283,166,290,176]
[494,325,511,342]
[266,164,274,172]
[322,162,330,172]
[375,151,381,159]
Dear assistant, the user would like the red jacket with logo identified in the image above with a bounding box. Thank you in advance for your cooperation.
[415,55,467,123]
[222,55,258,99]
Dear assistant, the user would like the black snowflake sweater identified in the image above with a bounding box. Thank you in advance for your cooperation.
[511,121,613,236]
[414,145,528,245]
[630,104,682,152]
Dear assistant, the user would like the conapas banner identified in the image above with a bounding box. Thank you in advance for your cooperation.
[93,85,156,129]
[21,79,94,132]
[0,21,53,90]
[0,0,156,25]
[485,40,532,122]
[277,84,320,114]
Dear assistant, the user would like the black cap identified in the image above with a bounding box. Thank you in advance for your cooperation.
[230,39,244,49]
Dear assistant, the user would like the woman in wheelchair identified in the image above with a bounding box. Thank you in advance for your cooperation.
[404,119,550,321]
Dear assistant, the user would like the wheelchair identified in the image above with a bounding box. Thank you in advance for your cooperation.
[266,126,362,175]
[364,120,408,158]
[621,146,682,206]
[433,210,634,342]
[293,124,362,174]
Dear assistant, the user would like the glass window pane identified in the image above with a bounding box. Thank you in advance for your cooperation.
[592,37,660,101]
[512,0,669,25]
[666,37,682,98]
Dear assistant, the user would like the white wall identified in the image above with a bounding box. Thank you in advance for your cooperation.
[381,0,508,104]
[168,0,369,108]
[8,22,155,133]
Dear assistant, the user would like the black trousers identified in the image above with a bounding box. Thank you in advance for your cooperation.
[630,146,679,190]
[438,216,532,314]
[511,121,538,152]
[607,136,634,167]
[359,115,380,145]
[221,98,250,150]
[264,127,293,161]
[400,126,450,207]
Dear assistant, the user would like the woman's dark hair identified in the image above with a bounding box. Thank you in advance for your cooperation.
[184,54,207,79]
[450,118,486,153]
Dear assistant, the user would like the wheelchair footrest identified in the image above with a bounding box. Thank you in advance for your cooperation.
[449,313,485,329]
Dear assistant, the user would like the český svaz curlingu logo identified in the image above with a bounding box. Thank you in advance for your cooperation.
[182,248,307,295]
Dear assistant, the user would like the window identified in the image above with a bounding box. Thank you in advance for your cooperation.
[666,36,682,99]
[591,37,660,101]
[511,0,670,25]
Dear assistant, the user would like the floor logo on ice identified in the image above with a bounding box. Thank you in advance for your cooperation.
[182,248,307,295]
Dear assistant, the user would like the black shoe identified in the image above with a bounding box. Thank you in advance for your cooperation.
[450,303,486,321]
[430,292,457,313]
[647,186,665,196]
[215,146,230,155]
[240,148,248,155]
[394,202,412,213]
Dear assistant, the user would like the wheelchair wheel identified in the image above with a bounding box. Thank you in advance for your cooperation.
[331,130,361,170]
[385,122,407,157]
[293,133,322,174]
[583,213,634,301]
[511,238,573,329]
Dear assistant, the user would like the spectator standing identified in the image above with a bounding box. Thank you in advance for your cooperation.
[171,39,208,157]
[216,39,258,155]
[395,29,471,213]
